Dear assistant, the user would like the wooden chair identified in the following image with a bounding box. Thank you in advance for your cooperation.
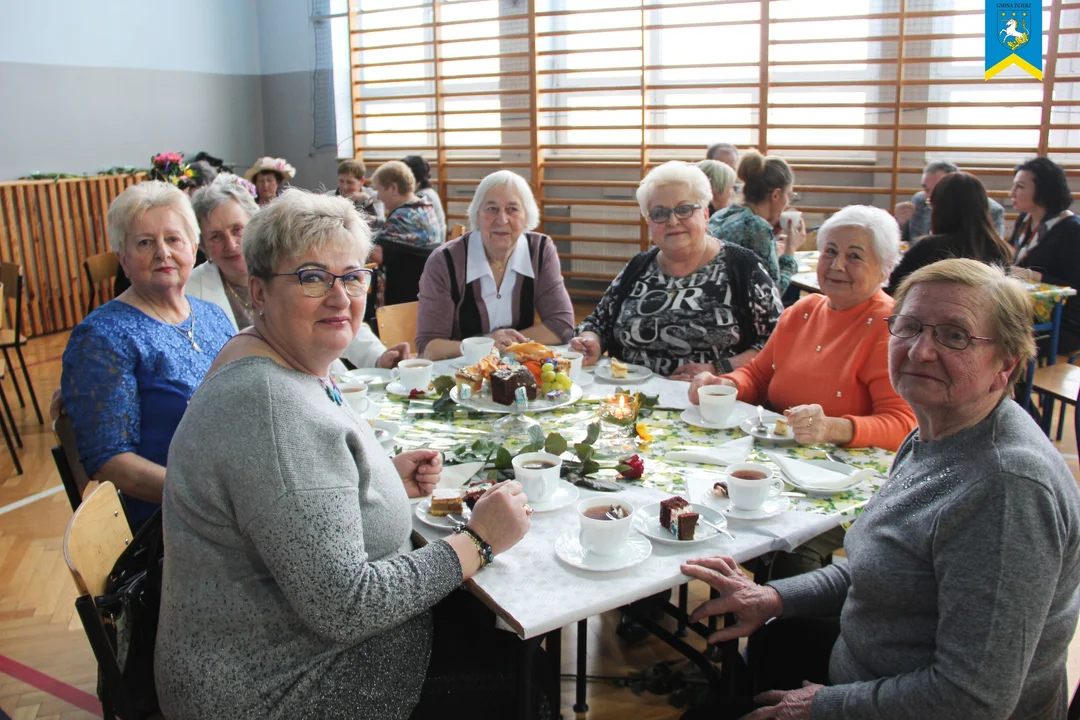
[0,263,43,424]
[376,301,419,354]
[63,481,143,719]
[53,414,91,510]
[84,252,120,315]
[1030,362,1080,439]
[449,224,467,241]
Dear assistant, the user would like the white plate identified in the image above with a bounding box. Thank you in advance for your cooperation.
[704,493,792,521]
[554,532,652,572]
[574,373,595,388]
[450,357,470,369]
[528,480,579,513]
[449,383,583,414]
[594,361,652,384]
[342,368,392,387]
[680,406,754,431]
[415,497,471,529]
[386,381,438,398]
[740,415,796,444]
[634,501,728,546]
[782,460,865,495]
[372,419,399,447]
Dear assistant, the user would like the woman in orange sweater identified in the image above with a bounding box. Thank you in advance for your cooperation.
[690,205,916,451]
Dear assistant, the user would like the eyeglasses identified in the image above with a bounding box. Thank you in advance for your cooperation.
[272,267,374,298]
[885,314,994,351]
[647,204,702,224]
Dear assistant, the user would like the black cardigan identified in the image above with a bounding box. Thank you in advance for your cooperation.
[886,233,1012,296]
[1010,213,1080,338]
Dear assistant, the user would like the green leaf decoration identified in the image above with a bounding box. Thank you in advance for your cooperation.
[494,446,513,469]
[574,442,594,463]
[585,422,600,445]
[544,432,568,456]
[581,459,601,476]
[519,441,543,454]
[432,375,456,395]
[528,425,545,445]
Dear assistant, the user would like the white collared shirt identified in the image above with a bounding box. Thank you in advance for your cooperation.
[465,232,535,331]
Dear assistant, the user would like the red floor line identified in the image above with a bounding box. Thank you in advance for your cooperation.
[0,652,101,715]
[21,353,63,370]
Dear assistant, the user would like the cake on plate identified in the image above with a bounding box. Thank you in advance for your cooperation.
[772,417,790,436]
[430,489,463,516]
[489,365,538,405]
[659,496,698,540]
[610,357,628,378]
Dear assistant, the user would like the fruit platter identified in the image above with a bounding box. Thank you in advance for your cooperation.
[449,341,583,415]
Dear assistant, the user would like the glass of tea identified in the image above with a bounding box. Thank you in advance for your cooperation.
[577,497,635,555]
[725,462,780,511]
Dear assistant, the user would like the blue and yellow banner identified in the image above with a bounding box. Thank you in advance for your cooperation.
[985,2,1043,80]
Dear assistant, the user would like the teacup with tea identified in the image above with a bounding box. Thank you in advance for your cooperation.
[577,497,635,556]
[512,452,562,504]
[725,462,780,511]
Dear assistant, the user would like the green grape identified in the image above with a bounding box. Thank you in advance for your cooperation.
[541,369,556,383]
[555,371,569,383]
[557,375,572,390]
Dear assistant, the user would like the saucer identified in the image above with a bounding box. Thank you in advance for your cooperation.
[681,406,751,431]
[740,415,796,445]
[386,381,437,398]
[574,373,595,388]
[634,502,728,546]
[704,494,791,521]
[342,368,392,387]
[594,361,652,384]
[372,419,400,447]
[528,480,580,513]
[415,498,471,529]
[554,532,652,572]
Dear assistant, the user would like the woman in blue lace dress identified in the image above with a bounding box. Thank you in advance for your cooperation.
[61,181,234,529]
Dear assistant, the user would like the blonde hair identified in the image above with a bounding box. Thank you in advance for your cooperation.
[242,189,373,280]
[467,170,540,232]
[696,160,737,196]
[636,161,712,217]
[894,258,1036,390]
[371,160,416,195]
[337,159,366,181]
[107,181,199,254]
[737,149,793,204]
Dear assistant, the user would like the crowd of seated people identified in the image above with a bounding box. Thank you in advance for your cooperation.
[894,160,1007,244]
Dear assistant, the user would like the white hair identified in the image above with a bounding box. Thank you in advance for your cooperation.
[696,160,737,195]
[106,181,199,254]
[816,205,901,272]
[243,189,372,279]
[190,176,259,228]
[636,161,713,217]
[467,171,540,232]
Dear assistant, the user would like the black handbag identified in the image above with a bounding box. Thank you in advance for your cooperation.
[95,508,163,717]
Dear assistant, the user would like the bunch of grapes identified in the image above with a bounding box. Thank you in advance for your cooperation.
[539,358,572,395]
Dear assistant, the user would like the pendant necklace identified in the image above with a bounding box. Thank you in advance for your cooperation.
[137,292,201,352]
[245,330,342,405]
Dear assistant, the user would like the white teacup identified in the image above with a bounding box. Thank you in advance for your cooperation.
[725,462,781,511]
[562,351,584,382]
[512,452,562,504]
[577,497,635,556]
[698,385,738,424]
[392,358,433,392]
[339,381,371,416]
[461,336,495,365]
[780,209,803,234]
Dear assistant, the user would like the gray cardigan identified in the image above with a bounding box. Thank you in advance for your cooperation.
[154,357,462,719]
[772,399,1080,719]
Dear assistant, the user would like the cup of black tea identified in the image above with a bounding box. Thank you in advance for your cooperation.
[512,452,562,503]
[577,497,635,556]
[725,462,779,511]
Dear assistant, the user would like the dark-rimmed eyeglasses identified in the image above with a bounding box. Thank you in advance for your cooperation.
[647,204,702,224]
[885,314,994,351]
[272,268,373,298]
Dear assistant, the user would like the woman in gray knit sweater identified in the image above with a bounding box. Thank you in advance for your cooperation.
[682,259,1080,719]
[154,190,531,719]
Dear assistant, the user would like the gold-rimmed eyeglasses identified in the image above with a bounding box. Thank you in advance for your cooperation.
[272,268,374,298]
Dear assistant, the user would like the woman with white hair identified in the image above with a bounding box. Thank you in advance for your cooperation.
[60,181,234,529]
[416,169,574,358]
[697,158,737,216]
[571,161,782,378]
[156,189,531,719]
[690,204,916,451]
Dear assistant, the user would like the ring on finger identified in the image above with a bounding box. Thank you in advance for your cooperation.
[524,504,533,516]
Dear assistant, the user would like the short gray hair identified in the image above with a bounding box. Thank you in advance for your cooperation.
[925,160,959,175]
[696,160,737,195]
[107,180,199,254]
[467,171,540,232]
[191,176,259,227]
[816,205,901,272]
[636,161,712,217]
[242,189,372,280]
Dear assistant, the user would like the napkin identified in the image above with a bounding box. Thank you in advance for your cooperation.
[666,436,753,466]
[437,461,486,490]
[764,452,855,491]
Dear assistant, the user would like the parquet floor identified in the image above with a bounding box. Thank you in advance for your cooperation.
[0,330,1078,719]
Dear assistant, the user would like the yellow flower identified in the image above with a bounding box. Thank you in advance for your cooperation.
[635,421,653,443]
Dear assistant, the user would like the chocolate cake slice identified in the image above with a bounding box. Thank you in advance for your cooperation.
[489,366,538,405]
[659,496,690,530]
[669,506,699,540]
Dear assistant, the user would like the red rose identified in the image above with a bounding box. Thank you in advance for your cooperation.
[618,454,645,480]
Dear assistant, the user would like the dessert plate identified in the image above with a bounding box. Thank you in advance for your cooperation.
[681,406,754,431]
[528,480,579,513]
[634,502,727,546]
[372,419,400,448]
[594,361,652,384]
[554,532,652,572]
[740,414,796,445]
[415,498,471,530]
[342,368,391,387]
[574,373,595,388]
[450,383,583,414]
[386,381,437,398]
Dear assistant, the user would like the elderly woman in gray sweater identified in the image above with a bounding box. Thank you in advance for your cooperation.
[681,259,1080,719]
[154,190,531,719]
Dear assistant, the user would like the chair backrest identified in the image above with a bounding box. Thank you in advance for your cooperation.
[449,224,467,241]
[376,301,419,353]
[379,241,436,306]
[0,263,22,335]
[84,252,120,284]
[54,414,92,511]
[63,481,132,598]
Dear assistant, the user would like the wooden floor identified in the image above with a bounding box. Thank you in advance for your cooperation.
[0,330,1078,719]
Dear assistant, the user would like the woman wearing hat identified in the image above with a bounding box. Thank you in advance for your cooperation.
[244,156,297,207]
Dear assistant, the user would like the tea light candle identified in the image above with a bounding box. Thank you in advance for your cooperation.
[599,393,640,428]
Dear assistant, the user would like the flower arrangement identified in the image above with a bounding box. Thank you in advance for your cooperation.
[215,172,257,198]
[149,152,197,190]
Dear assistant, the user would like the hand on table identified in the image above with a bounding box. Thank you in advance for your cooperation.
[742,682,823,720]
[670,362,715,382]
[393,449,442,499]
[490,328,527,351]
[785,404,828,445]
[687,373,736,404]
[377,342,412,369]
[680,555,783,644]
[568,334,601,366]
[468,481,531,555]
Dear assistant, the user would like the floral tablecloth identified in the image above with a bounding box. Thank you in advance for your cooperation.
[1026,283,1077,324]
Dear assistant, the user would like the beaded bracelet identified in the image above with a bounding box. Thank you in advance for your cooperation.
[453,524,495,567]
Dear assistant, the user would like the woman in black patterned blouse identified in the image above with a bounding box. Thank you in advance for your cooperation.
[571,161,783,379]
